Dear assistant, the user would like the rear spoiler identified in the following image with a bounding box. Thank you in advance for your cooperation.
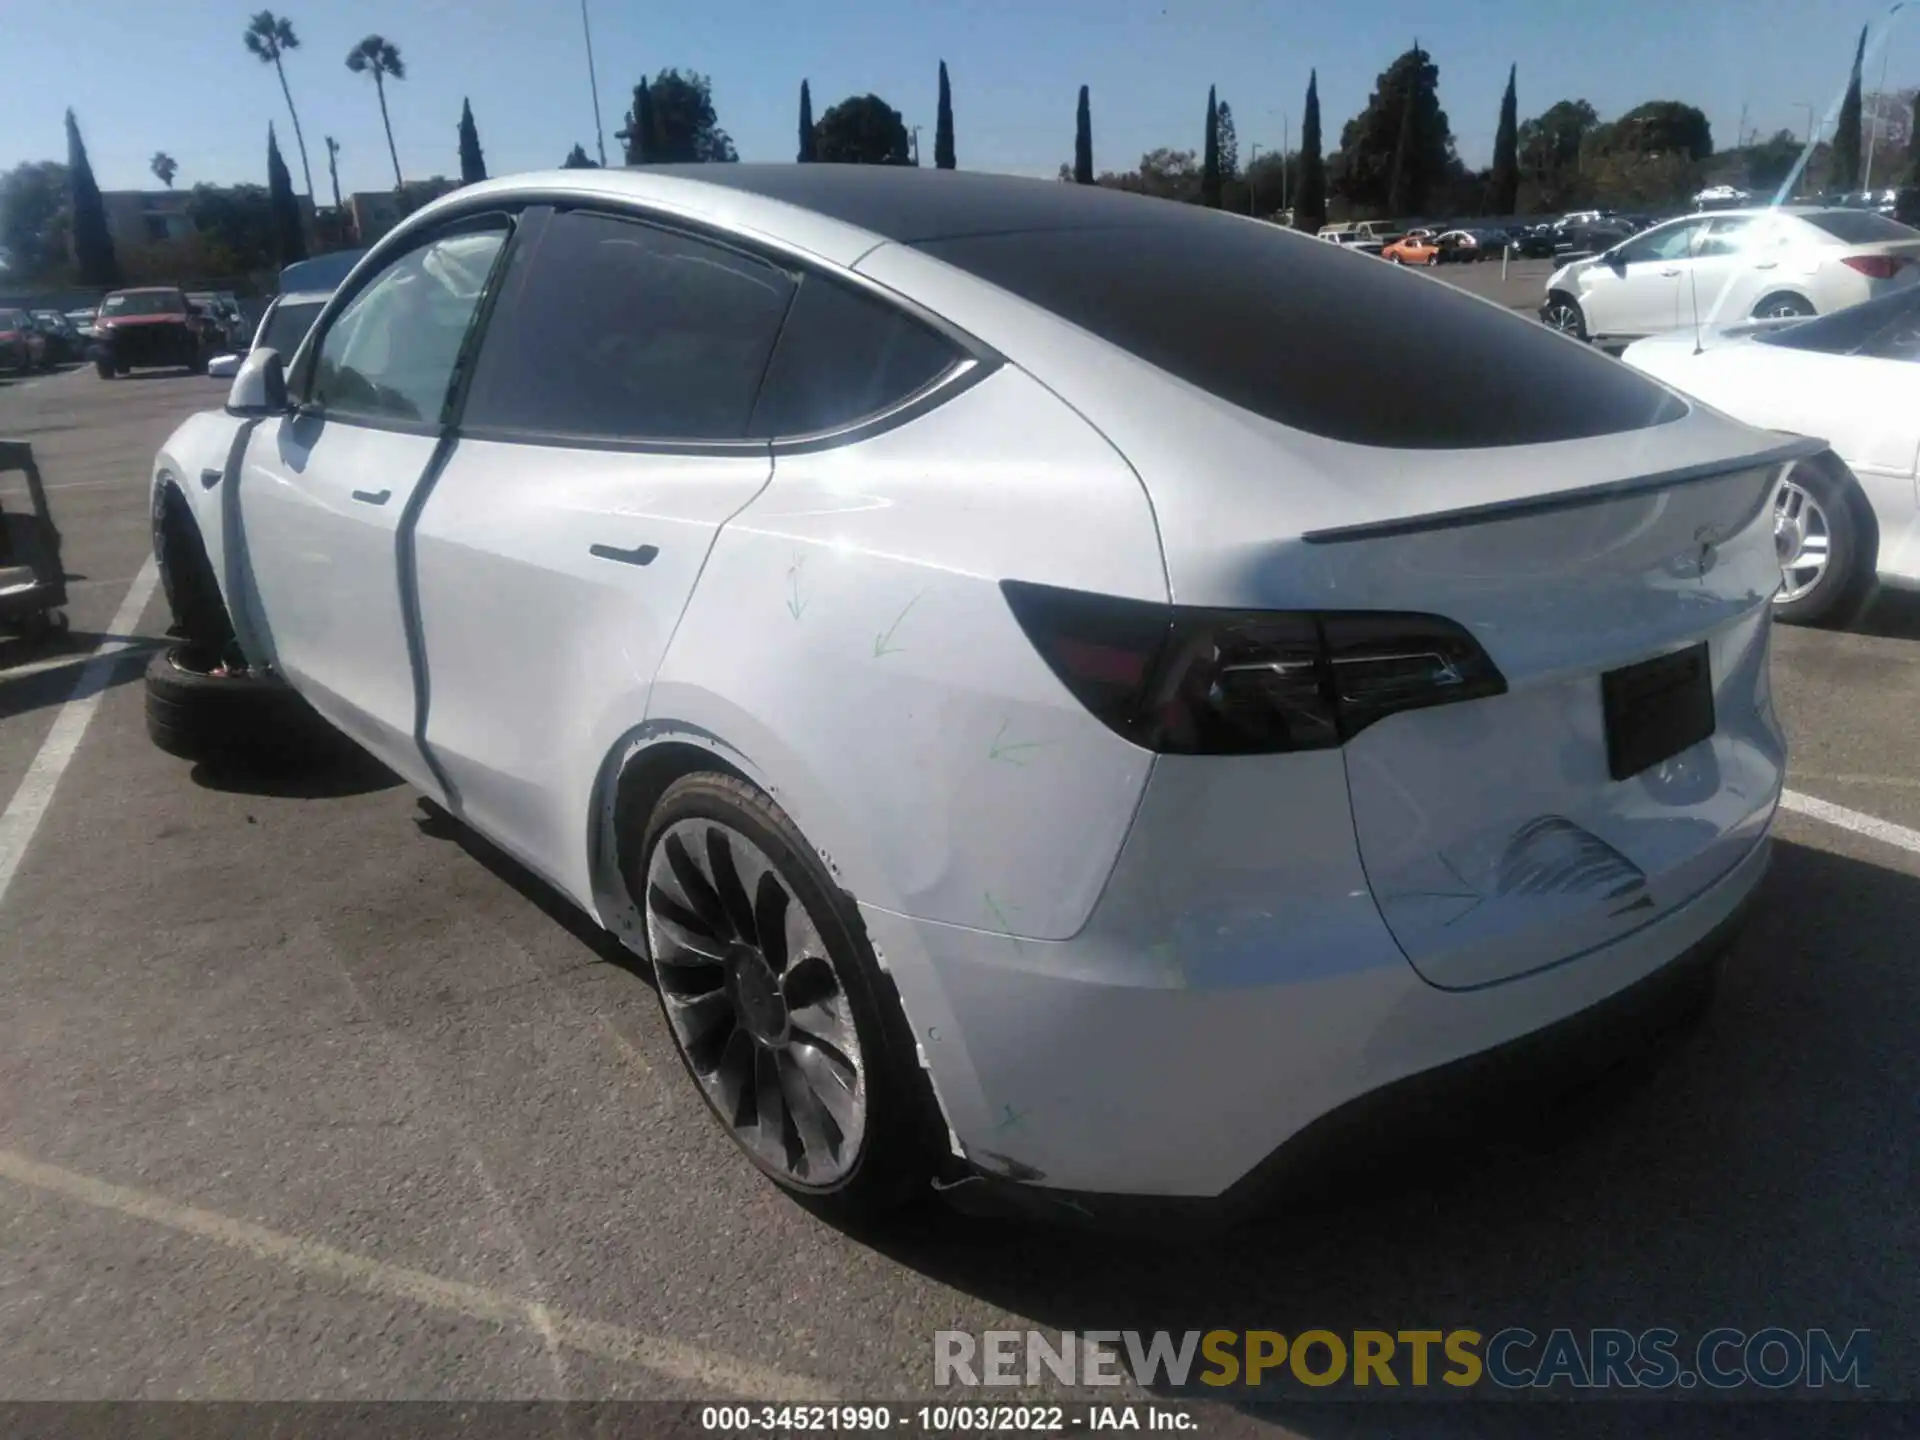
[1300,434,1827,544]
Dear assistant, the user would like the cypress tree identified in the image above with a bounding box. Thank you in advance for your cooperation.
[458,97,487,183]
[66,109,119,286]
[1297,70,1327,232]
[1386,45,1421,217]
[935,61,956,169]
[1491,64,1519,215]
[268,122,308,265]
[1074,86,1094,184]
[799,80,816,162]
[1201,85,1222,207]
[621,79,656,165]
[1832,25,1867,190]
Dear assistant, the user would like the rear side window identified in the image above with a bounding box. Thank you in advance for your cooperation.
[916,214,1687,448]
[462,210,796,443]
[1802,211,1919,244]
[748,274,961,438]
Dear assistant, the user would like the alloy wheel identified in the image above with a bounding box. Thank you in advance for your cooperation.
[1774,469,1831,604]
[644,818,866,1187]
[1543,300,1583,336]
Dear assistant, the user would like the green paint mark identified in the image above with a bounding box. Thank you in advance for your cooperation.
[987,719,1050,765]
[872,590,923,658]
[982,891,1024,950]
[785,554,808,619]
[995,1103,1031,1134]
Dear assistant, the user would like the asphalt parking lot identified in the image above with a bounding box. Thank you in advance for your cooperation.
[2,351,1918,1428]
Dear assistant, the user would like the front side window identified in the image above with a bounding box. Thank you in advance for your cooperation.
[309,226,507,426]
[748,274,961,439]
[461,210,796,443]
[1616,219,1708,265]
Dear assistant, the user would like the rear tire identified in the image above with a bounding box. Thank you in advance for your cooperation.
[1772,454,1877,628]
[95,358,114,380]
[144,644,341,767]
[635,772,937,1224]
[1752,292,1816,321]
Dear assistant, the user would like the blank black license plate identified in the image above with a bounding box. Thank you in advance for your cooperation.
[1601,643,1716,781]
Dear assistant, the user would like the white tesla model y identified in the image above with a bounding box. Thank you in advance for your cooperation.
[148,166,1815,1223]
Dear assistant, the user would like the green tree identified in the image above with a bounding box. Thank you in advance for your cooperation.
[1490,64,1519,214]
[1201,86,1222,207]
[1909,90,1920,185]
[345,35,407,188]
[1612,100,1713,161]
[622,69,736,163]
[562,143,597,169]
[65,110,118,287]
[1216,99,1239,178]
[1742,129,1805,193]
[458,98,487,184]
[619,79,655,163]
[1296,69,1326,231]
[1833,25,1867,190]
[188,183,275,272]
[1516,98,1599,210]
[935,61,956,169]
[244,11,315,200]
[814,94,911,165]
[150,152,178,189]
[267,123,307,266]
[1336,45,1455,217]
[0,161,70,278]
[1073,86,1093,184]
[798,80,817,162]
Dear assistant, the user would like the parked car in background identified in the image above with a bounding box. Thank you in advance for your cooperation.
[92,287,223,378]
[205,289,333,379]
[1506,223,1560,259]
[30,310,82,364]
[1436,228,1503,262]
[149,165,1808,1219]
[0,309,51,373]
[1623,282,1920,626]
[1694,186,1752,211]
[187,292,247,349]
[65,308,98,344]
[1541,207,1920,345]
[1317,225,1385,256]
[1381,233,1442,265]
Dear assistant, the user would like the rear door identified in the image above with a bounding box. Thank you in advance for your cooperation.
[236,217,510,784]
[409,207,795,897]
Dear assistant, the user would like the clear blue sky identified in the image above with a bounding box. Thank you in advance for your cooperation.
[3,0,1913,197]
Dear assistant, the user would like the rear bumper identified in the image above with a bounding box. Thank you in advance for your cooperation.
[865,780,1773,1209]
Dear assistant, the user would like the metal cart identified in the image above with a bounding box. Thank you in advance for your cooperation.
[0,439,70,643]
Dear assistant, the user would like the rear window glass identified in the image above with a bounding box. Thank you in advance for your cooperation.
[100,291,185,316]
[748,275,960,438]
[1802,211,1920,244]
[916,215,1687,448]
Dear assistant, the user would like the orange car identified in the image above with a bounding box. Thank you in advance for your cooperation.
[1380,233,1441,266]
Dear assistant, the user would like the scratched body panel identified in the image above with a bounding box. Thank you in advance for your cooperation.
[649,364,1162,941]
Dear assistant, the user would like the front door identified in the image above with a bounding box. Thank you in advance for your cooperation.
[236,220,510,786]
[411,208,797,900]
[1589,217,1711,339]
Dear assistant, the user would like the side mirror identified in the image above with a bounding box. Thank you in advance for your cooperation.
[206,353,242,379]
[226,347,288,416]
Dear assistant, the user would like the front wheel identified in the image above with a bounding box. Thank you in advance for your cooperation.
[1542,295,1588,341]
[637,773,935,1222]
[1772,455,1876,628]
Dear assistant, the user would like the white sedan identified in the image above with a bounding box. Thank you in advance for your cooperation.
[1542,206,1920,346]
[147,166,1810,1222]
[1623,284,1920,626]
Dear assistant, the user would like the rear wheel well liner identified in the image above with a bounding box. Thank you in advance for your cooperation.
[152,477,235,651]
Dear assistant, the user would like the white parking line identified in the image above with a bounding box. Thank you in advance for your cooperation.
[0,556,158,909]
[1780,788,1920,858]
[0,1148,834,1400]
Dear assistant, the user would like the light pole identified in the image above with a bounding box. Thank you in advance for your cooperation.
[580,0,607,166]
[1863,1,1907,194]
[1247,142,1262,214]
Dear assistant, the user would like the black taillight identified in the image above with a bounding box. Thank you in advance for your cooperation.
[1001,580,1505,754]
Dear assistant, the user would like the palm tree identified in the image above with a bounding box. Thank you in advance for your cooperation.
[346,34,407,188]
[243,11,315,200]
[150,152,178,188]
